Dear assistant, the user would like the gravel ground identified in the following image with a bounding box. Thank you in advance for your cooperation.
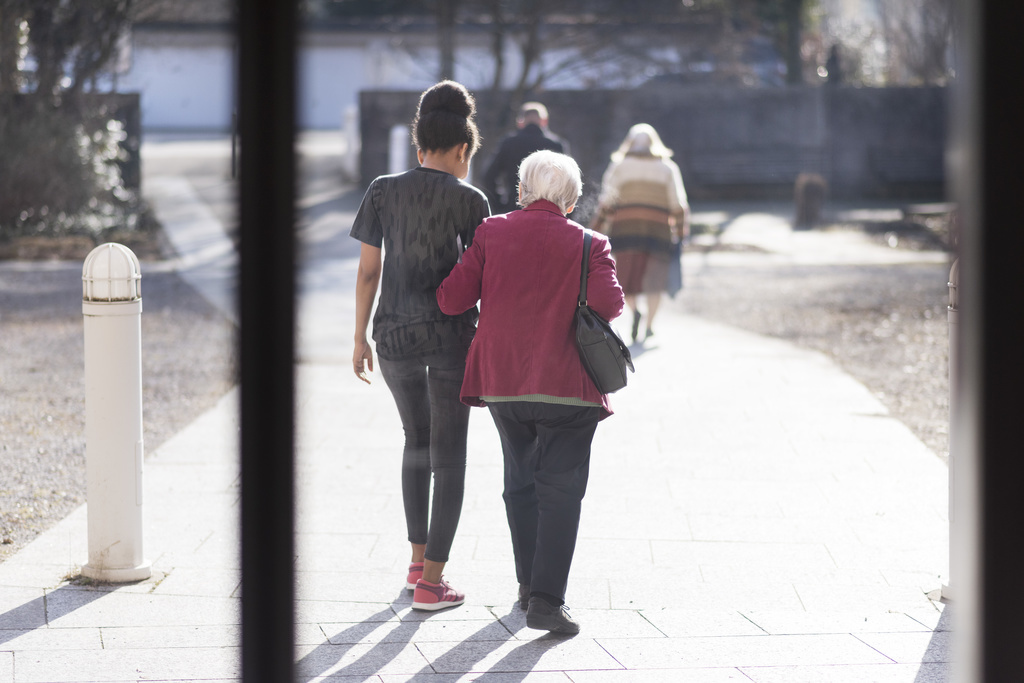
[0,263,237,562]
[0,212,952,565]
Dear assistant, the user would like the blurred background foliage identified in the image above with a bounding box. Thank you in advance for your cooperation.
[0,0,148,243]
[0,0,953,242]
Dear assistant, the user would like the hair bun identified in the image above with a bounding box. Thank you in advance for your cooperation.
[412,80,481,156]
[418,80,475,119]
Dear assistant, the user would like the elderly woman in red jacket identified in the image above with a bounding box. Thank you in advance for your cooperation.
[437,150,624,634]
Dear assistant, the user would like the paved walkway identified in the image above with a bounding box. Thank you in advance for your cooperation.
[0,134,951,682]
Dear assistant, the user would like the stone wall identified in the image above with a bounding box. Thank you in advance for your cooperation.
[360,85,947,215]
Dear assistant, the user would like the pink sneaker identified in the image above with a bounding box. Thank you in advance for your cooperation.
[406,562,424,590]
[411,577,465,611]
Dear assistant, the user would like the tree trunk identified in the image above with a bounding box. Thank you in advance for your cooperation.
[0,6,24,94]
[783,0,803,84]
[437,0,458,81]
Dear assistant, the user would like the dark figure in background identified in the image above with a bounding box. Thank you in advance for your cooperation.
[826,45,844,85]
[481,102,569,214]
[794,172,828,228]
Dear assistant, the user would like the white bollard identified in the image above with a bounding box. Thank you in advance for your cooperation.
[943,257,959,602]
[388,124,410,175]
[341,105,360,182]
[81,243,151,582]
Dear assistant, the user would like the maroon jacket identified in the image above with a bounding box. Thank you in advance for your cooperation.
[437,200,625,418]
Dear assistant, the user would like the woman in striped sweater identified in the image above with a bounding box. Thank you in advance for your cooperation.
[591,123,689,342]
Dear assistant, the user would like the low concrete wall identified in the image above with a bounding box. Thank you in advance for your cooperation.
[360,85,947,215]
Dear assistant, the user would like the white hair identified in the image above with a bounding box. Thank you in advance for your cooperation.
[611,123,673,162]
[517,150,582,214]
[518,101,549,125]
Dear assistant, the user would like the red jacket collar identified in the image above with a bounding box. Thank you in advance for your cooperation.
[522,199,564,216]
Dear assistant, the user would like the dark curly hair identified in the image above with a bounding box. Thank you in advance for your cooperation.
[411,80,481,156]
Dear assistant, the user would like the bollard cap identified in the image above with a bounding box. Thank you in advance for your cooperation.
[83,243,141,303]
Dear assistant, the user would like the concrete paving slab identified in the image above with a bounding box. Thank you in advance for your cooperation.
[0,563,78,591]
[147,566,240,597]
[650,539,836,571]
[395,605,504,624]
[824,543,947,575]
[298,622,333,646]
[637,608,768,638]
[444,577,528,610]
[383,673,570,683]
[738,662,949,682]
[741,609,940,635]
[45,592,239,629]
[297,571,413,604]
[881,568,948,591]
[855,630,952,663]
[687,513,861,544]
[296,601,400,625]
[0,589,45,630]
[700,563,887,587]
[0,514,87,586]
[0,627,100,650]
[611,579,806,612]
[295,641,433,677]
[792,583,936,613]
[568,670,752,682]
[597,633,892,669]
[578,505,693,542]
[331,619,516,645]
[99,623,241,649]
[297,533,383,569]
[415,637,624,674]
[313,618,404,648]
[12,645,240,682]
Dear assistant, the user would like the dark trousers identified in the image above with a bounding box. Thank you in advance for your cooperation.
[487,402,601,603]
[379,351,470,563]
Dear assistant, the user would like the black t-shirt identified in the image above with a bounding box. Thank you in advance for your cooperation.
[350,167,490,360]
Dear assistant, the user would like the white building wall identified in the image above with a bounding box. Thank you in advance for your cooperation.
[122,27,568,131]
[299,45,365,130]
[123,32,235,131]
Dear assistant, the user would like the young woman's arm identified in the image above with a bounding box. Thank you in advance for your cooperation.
[353,243,383,384]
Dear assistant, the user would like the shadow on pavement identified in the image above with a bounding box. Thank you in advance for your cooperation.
[0,584,112,645]
[296,605,401,680]
[913,605,952,683]
[295,594,568,680]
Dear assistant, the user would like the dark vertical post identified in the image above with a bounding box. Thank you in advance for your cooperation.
[236,0,296,681]
[950,1,1024,680]
[232,110,238,180]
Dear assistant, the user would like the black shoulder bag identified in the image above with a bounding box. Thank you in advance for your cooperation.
[574,231,634,394]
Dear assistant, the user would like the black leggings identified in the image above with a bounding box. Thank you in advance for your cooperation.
[378,351,470,563]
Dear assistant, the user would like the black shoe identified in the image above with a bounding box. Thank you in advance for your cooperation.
[645,328,654,340]
[526,596,580,634]
[631,310,641,342]
[518,584,531,610]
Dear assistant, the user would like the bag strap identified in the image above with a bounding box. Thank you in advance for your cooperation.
[579,230,592,306]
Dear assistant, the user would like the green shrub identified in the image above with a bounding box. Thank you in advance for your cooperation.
[0,94,142,241]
